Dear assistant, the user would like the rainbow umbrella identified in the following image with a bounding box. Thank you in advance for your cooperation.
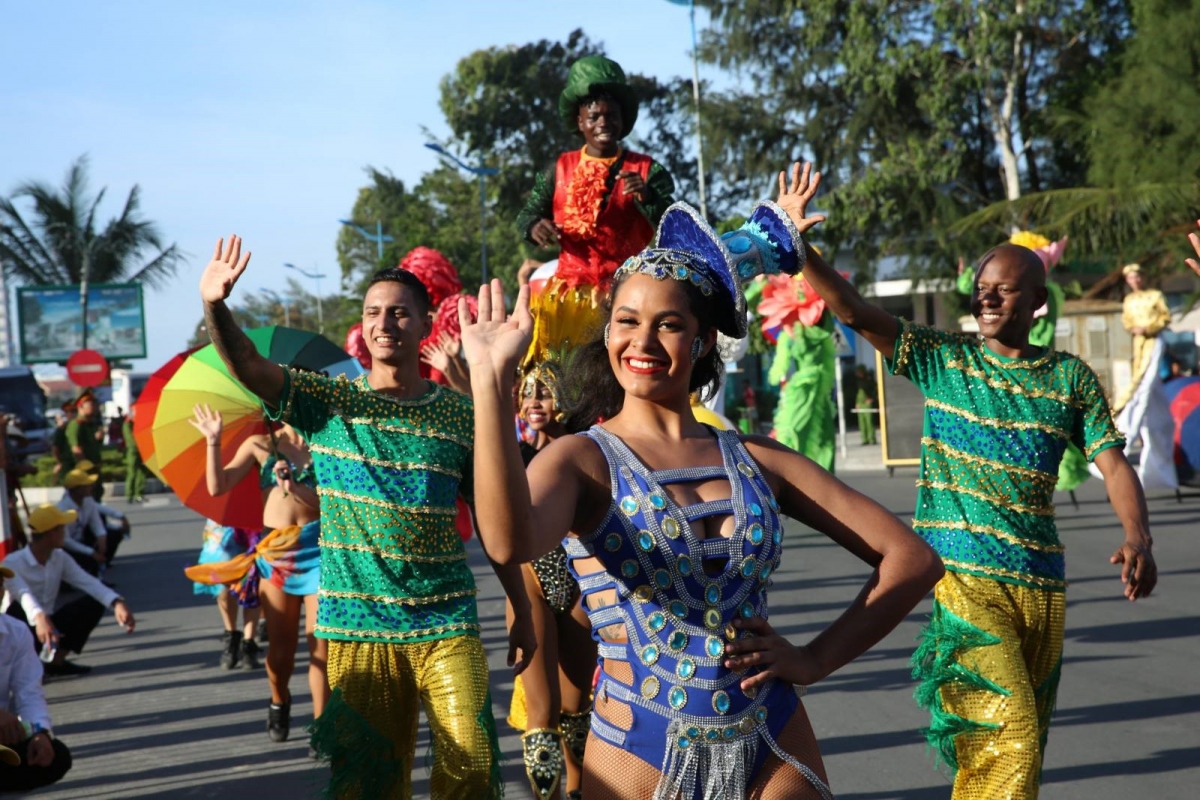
[133,327,362,528]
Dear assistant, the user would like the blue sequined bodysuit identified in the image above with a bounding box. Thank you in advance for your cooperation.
[565,425,832,800]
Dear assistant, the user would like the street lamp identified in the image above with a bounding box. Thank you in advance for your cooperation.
[339,219,394,263]
[665,0,709,219]
[259,288,291,328]
[424,142,499,285]
[283,263,327,335]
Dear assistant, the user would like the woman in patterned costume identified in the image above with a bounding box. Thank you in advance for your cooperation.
[465,174,944,798]
[516,55,675,368]
[186,406,327,744]
[505,359,596,800]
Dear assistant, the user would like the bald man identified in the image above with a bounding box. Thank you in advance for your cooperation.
[777,169,1156,800]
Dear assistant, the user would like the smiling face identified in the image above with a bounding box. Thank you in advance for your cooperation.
[607,274,714,404]
[520,380,558,432]
[970,245,1048,345]
[361,282,432,368]
[577,98,623,157]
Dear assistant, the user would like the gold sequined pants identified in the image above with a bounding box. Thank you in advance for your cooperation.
[326,635,496,800]
[920,572,1065,800]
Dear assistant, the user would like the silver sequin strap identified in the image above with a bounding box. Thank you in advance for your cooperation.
[597,642,627,660]
[682,499,734,521]
[589,712,628,746]
[652,465,728,484]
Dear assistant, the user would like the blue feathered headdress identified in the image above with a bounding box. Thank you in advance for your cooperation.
[616,201,806,338]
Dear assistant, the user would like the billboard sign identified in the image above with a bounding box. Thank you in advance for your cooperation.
[17,283,146,364]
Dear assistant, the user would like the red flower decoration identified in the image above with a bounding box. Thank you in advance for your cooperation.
[400,247,462,308]
[757,274,828,333]
[344,322,371,369]
[560,159,611,241]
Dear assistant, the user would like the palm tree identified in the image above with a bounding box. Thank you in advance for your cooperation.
[0,155,181,289]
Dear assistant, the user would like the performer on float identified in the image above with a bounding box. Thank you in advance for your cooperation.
[793,160,1157,799]
[199,240,534,799]
[467,176,943,798]
[505,359,596,800]
[753,273,837,472]
[516,55,676,366]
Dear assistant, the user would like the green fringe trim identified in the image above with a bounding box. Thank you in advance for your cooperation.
[423,688,506,800]
[308,687,403,799]
[910,600,1009,773]
[480,689,506,800]
[1035,657,1063,756]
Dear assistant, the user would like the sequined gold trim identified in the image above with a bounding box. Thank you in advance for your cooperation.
[1085,432,1125,460]
[273,365,300,422]
[892,320,915,376]
[945,358,1081,408]
[942,559,1067,589]
[924,398,1070,441]
[319,587,477,605]
[978,347,1054,371]
[914,518,1065,554]
[309,444,462,478]
[353,376,445,408]
[318,487,457,516]
[921,438,1058,484]
[344,418,472,449]
[315,622,481,640]
[915,481,1055,517]
[321,540,466,563]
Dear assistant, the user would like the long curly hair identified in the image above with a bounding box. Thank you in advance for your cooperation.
[563,272,724,432]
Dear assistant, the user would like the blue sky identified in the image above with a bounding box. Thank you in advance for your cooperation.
[1,0,715,373]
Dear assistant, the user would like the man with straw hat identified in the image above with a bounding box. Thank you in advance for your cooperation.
[2,504,135,676]
[0,563,73,791]
[516,54,676,367]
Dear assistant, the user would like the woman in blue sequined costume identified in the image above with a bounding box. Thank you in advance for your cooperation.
[464,163,944,799]
[189,405,327,745]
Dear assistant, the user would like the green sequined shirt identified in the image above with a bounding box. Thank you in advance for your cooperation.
[888,320,1124,591]
[268,368,479,643]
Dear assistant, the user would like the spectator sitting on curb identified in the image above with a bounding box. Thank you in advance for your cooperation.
[0,564,72,792]
[57,468,129,577]
[1,505,136,676]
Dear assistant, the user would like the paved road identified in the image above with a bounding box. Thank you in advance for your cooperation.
[19,474,1200,799]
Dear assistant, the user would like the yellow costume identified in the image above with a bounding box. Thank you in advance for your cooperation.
[917,573,1064,799]
[1113,279,1171,414]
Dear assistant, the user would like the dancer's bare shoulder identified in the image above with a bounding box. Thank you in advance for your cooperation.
[527,433,612,534]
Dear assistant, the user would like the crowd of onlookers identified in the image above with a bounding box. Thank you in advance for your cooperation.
[1,390,141,792]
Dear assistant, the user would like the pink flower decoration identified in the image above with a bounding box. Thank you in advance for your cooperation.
[757,274,829,334]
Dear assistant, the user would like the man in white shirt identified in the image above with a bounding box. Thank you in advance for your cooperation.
[0,564,72,791]
[57,468,129,576]
[2,505,136,677]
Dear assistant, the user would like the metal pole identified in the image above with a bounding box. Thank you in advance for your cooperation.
[315,272,324,335]
[376,220,384,262]
[688,0,708,219]
[284,299,291,328]
[479,173,488,285]
[79,251,90,351]
[834,355,847,462]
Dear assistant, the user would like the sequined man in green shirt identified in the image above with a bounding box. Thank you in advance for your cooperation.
[777,161,1157,800]
[199,235,535,800]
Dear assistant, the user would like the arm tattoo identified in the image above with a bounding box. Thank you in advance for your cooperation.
[204,300,283,402]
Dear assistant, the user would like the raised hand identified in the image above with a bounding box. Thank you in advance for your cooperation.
[200,236,251,304]
[529,219,559,248]
[460,280,532,378]
[1186,219,1200,278]
[187,404,223,443]
[776,162,827,236]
